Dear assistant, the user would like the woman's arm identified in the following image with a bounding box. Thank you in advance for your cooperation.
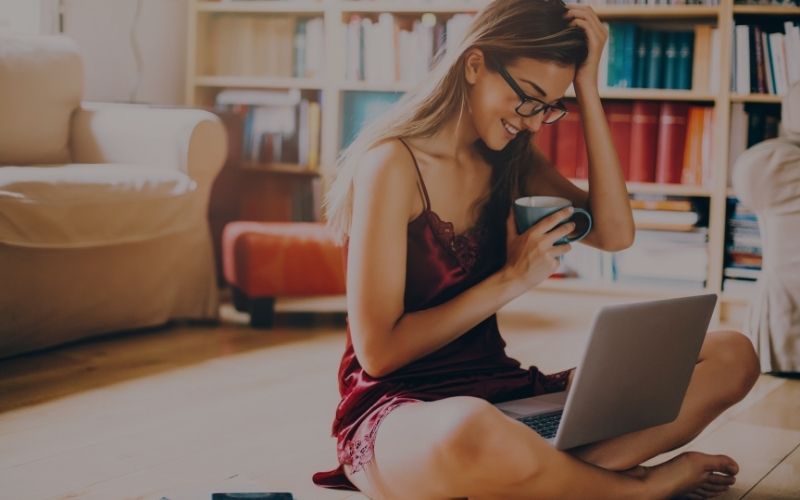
[347,141,572,378]
[534,3,634,252]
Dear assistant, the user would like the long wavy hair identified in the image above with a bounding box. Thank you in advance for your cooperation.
[324,0,588,244]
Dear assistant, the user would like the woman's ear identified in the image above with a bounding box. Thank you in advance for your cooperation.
[464,48,485,85]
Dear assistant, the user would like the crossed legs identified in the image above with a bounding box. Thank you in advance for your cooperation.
[344,330,760,499]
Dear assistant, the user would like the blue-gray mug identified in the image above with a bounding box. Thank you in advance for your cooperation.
[513,196,592,245]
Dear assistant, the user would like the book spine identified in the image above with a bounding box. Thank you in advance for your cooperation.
[677,31,693,90]
[554,102,581,179]
[634,29,650,88]
[629,101,661,183]
[646,31,664,89]
[655,102,689,184]
[663,32,679,89]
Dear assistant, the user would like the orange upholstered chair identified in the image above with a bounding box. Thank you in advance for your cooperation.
[222,222,346,327]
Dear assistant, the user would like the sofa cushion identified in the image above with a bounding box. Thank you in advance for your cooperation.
[0,164,197,248]
[0,34,83,165]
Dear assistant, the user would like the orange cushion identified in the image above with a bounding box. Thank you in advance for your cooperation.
[222,222,345,298]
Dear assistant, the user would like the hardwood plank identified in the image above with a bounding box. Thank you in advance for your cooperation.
[744,443,800,499]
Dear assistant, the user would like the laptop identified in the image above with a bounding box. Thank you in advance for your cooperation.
[494,293,718,450]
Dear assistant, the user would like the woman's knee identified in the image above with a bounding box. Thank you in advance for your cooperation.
[705,330,760,404]
[430,397,540,486]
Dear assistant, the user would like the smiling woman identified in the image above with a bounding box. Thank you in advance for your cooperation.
[313,0,754,498]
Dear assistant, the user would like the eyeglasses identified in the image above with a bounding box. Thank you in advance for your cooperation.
[496,65,568,124]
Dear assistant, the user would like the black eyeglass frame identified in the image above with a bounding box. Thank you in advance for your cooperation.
[495,65,568,124]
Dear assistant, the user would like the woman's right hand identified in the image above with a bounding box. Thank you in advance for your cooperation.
[503,206,575,288]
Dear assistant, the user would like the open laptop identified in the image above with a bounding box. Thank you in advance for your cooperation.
[495,293,718,450]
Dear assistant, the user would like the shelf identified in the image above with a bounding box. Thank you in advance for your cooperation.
[241,162,321,176]
[732,4,800,16]
[338,80,414,92]
[196,1,325,14]
[591,5,721,19]
[570,88,717,102]
[337,2,720,18]
[569,179,713,197]
[339,82,719,101]
[194,75,325,90]
[730,93,784,104]
[338,0,489,14]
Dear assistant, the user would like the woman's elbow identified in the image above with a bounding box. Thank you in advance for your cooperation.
[353,335,394,378]
[600,230,635,252]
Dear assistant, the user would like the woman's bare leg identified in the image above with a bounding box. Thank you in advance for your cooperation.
[345,396,738,500]
[570,330,760,471]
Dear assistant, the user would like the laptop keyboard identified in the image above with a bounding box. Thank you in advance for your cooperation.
[518,410,563,439]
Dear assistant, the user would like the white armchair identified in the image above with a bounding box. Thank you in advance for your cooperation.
[0,34,227,358]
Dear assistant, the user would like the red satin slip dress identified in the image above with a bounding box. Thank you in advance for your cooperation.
[312,138,571,491]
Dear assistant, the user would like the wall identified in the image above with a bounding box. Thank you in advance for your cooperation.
[61,0,188,105]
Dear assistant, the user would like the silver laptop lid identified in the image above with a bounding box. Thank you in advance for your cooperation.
[554,293,718,450]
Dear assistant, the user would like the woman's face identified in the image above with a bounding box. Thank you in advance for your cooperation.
[466,52,575,151]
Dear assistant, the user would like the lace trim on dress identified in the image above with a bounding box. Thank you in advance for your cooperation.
[340,398,421,474]
[425,210,488,272]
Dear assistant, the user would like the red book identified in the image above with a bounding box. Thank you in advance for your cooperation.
[629,101,661,183]
[576,125,589,179]
[604,102,633,180]
[655,102,690,184]
[553,101,581,179]
[533,121,555,161]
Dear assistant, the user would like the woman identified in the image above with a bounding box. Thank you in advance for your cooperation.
[314,0,760,498]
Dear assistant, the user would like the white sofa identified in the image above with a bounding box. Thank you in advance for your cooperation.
[0,34,227,358]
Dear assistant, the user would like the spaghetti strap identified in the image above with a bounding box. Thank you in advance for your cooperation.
[397,137,431,211]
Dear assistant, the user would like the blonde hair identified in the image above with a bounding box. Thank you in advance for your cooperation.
[324,0,588,244]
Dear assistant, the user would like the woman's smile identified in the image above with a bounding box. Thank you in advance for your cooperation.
[501,118,521,138]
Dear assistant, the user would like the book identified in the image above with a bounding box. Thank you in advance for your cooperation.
[646,31,665,89]
[663,32,679,90]
[604,102,632,180]
[692,25,712,92]
[735,25,750,93]
[634,29,650,89]
[681,106,705,186]
[655,103,689,184]
[677,31,694,90]
[629,101,661,183]
[554,102,582,179]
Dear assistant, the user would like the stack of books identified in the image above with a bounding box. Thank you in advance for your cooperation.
[559,196,709,289]
[731,20,800,95]
[206,14,324,78]
[534,101,715,187]
[214,89,322,169]
[615,197,708,289]
[724,197,762,288]
[344,12,473,84]
[604,23,720,92]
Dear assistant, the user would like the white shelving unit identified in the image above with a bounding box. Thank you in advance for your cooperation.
[185,0,800,321]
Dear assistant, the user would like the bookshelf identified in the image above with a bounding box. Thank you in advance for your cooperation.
[186,0,800,321]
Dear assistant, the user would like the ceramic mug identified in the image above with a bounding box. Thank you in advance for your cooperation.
[513,196,592,245]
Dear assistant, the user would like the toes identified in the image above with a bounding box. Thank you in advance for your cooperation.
[708,471,737,486]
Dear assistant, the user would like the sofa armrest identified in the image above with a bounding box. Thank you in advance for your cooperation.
[70,102,228,187]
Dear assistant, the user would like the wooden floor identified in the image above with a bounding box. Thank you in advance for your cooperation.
[1,290,798,500]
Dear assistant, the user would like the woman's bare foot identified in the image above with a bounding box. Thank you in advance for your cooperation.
[630,452,739,499]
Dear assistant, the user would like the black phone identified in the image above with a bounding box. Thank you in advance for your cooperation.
[211,494,293,500]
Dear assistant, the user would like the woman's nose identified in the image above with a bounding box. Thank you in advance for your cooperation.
[523,112,546,133]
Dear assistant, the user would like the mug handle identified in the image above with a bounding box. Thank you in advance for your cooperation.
[563,208,592,243]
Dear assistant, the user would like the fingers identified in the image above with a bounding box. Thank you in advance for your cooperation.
[541,221,576,248]
[526,206,574,237]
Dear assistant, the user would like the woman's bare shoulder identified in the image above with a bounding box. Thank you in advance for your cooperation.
[353,138,421,219]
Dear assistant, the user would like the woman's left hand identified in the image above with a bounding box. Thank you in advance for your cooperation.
[564,4,608,92]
